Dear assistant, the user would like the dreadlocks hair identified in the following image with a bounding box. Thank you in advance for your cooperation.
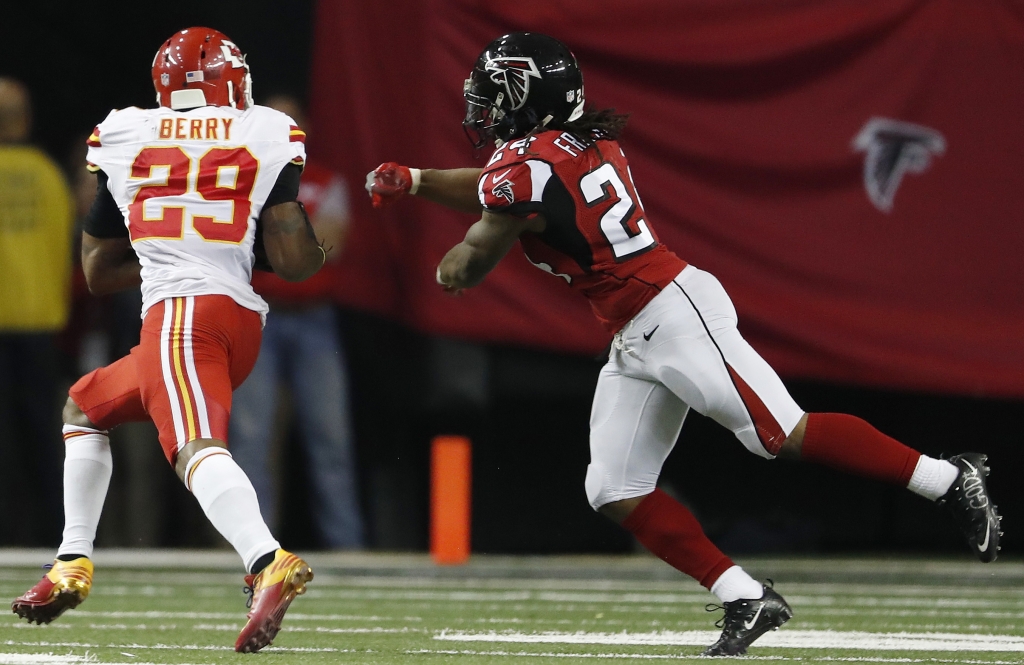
[552,107,630,142]
[512,107,631,158]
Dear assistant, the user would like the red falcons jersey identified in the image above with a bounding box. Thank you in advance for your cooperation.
[478,130,686,332]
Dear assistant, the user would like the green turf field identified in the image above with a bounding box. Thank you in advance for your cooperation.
[1,551,1022,664]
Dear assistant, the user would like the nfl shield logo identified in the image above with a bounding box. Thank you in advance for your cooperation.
[160,73,169,86]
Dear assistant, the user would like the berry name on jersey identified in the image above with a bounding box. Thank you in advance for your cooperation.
[157,116,234,141]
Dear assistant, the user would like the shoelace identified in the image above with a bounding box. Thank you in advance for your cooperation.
[242,584,255,609]
[704,579,776,630]
[704,603,727,629]
[42,563,53,571]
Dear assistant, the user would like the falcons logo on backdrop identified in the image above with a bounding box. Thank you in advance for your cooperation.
[852,117,946,213]
[486,57,542,111]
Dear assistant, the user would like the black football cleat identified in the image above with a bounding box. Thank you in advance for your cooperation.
[702,582,792,657]
[939,453,1002,563]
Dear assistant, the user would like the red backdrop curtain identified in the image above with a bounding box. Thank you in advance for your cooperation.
[310,0,1024,398]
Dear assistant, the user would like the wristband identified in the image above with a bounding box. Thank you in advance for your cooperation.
[409,168,422,195]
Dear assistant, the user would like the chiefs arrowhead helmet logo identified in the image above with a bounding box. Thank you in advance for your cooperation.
[485,57,542,111]
[852,118,946,213]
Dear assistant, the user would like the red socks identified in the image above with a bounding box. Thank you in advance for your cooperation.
[621,489,734,589]
[620,415,920,589]
[801,413,920,486]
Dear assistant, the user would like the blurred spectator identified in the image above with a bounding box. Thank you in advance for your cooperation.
[0,78,73,543]
[229,94,365,549]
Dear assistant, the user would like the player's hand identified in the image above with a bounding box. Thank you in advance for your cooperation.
[365,162,415,209]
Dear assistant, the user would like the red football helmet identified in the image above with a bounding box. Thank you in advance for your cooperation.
[152,27,253,111]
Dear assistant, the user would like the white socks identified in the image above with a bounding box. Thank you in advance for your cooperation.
[57,425,113,560]
[711,565,764,604]
[185,448,279,572]
[907,455,960,501]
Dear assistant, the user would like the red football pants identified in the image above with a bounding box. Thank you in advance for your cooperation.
[69,295,261,464]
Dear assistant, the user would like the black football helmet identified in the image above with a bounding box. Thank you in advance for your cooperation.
[463,32,585,149]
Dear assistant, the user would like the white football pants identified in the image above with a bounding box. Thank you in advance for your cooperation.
[586,265,805,510]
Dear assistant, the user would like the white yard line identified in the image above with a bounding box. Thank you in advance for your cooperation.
[295,588,1024,609]
[0,656,212,665]
[434,629,1024,652]
[62,610,421,622]
[191,624,423,634]
[0,640,343,654]
[410,649,1024,663]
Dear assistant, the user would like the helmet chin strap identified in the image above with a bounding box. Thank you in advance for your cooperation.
[170,89,208,110]
[567,98,585,122]
[242,72,254,109]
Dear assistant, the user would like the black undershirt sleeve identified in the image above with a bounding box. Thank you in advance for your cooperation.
[83,171,129,238]
[263,163,302,209]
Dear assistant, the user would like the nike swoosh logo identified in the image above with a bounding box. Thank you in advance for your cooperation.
[492,168,512,185]
[643,325,659,341]
[743,605,764,630]
[978,520,991,552]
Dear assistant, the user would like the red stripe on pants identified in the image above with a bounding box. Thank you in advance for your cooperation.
[727,364,786,455]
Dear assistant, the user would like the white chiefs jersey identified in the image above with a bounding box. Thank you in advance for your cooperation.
[86,104,306,323]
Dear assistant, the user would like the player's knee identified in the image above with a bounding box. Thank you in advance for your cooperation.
[62,396,95,428]
[733,425,780,460]
[174,438,228,484]
[585,462,611,510]
[776,413,808,460]
[597,496,648,525]
[586,462,656,513]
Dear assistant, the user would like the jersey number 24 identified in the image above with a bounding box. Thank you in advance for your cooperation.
[580,162,656,260]
[128,146,257,244]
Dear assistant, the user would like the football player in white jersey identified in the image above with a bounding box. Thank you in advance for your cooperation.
[12,28,323,653]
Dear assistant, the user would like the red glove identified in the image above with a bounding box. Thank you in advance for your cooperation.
[365,162,418,209]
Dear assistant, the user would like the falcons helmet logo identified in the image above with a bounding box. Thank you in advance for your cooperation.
[852,117,946,213]
[485,57,542,111]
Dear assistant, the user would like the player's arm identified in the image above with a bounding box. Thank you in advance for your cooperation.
[438,210,545,290]
[254,162,326,281]
[81,234,141,296]
[259,201,325,282]
[366,163,482,214]
[81,170,141,296]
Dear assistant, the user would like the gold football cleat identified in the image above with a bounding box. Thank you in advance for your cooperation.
[12,557,94,625]
[235,549,314,653]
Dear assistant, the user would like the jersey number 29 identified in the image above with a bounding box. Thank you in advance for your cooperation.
[128,146,257,244]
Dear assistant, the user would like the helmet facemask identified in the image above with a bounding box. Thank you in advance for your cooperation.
[463,76,511,150]
[462,33,586,151]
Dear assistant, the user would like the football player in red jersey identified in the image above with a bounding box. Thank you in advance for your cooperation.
[11,28,321,653]
[367,32,1003,656]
